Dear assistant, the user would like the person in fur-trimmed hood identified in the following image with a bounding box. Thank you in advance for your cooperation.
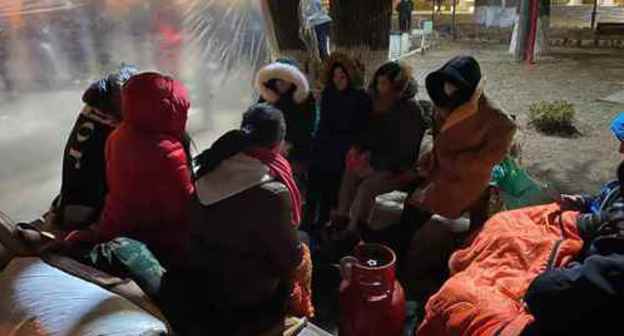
[304,53,370,236]
[255,58,318,171]
[406,55,516,226]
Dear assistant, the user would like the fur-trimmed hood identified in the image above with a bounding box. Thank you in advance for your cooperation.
[321,52,365,88]
[255,62,310,104]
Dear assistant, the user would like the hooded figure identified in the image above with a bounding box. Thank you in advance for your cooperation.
[408,56,516,223]
[332,61,431,241]
[255,58,317,168]
[65,72,194,267]
[56,64,138,230]
[160,103,313,336]
[305,53,370,235]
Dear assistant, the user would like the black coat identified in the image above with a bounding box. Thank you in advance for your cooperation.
[524,231,624,335]
[311,86,371,174]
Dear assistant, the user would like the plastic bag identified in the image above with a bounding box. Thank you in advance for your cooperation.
[491,157,553,210]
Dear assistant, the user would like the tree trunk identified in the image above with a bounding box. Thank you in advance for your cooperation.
[330,0,393,50]
[265,0,306,51]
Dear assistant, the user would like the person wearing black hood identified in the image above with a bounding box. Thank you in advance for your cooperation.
[405,55,516,230]
[52,64,138,230]
[330,61,432,243]
[304,53,370,237]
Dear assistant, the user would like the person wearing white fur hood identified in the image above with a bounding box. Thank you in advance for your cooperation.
[255,58,318,187]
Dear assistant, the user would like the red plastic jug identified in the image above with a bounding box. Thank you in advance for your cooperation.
[339,243,406,336]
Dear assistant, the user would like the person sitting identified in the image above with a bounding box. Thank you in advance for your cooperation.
[305,53,370,239]
[416,162,624,336]
[404,55,517,232]
[159,103,313,336]
[329,61,431,251]
[523,201,624,335]
[255,58,318,190]
[53,64,138,230]
[63,72,194,274]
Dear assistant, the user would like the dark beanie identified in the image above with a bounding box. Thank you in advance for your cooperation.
[194,103,286,178]
[241,103,287,147]
[426,56,481,109]
[82,63,138,114]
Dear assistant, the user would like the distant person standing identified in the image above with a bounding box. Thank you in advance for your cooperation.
[397,0,414,33]
[303,0,333,60]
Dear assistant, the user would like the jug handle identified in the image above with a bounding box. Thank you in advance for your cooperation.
[339,256,358,282]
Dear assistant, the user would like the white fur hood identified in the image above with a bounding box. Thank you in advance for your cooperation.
[254,62,310,104]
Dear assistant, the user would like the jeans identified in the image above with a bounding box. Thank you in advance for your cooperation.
[314,22,331,60]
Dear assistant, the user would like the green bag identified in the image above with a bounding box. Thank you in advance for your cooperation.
[491,157,553,210]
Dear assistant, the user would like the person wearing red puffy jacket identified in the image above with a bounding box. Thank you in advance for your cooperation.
[65,72,194,269]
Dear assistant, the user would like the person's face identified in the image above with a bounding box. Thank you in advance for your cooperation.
[333,67,349,91]
[376,75,393,96]
[275,79,293,95]
[443,81,458,98]
[434,81,460,119]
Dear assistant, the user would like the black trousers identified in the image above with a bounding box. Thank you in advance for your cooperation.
[303,169,343,237]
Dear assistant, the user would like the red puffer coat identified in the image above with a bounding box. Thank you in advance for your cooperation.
[93,72,194,264]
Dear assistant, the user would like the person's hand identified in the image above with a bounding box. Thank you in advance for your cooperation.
[407,185,430,208]
[64,228,100,245]
[558,194,585,211]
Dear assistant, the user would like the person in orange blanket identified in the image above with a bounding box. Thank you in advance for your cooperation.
[64,72,195,268]
[416,162,624,336]
[404,55,516,231]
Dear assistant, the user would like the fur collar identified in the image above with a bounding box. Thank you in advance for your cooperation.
[195,153,273,206]
[255,62,310,104]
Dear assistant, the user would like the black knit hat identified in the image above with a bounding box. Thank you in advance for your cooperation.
[426,56,481,109]
[241,103,286,147]
[194,103,286,178]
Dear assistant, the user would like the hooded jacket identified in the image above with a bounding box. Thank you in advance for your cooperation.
[312,53,371,173]
[255,61,318,163]
[358,68,432,173]
[58,66,137,228]
[93,72,194,265]
[418,56,516,219]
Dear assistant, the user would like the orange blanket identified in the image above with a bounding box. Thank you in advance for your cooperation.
[288,243,314,318]
[416,203,584,336]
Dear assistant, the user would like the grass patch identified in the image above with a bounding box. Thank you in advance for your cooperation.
[528,100,580,137]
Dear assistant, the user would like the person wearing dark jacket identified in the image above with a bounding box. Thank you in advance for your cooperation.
[160,103,313,335]
[255,58,318,191]
[55,64,137,230]
[304,53,370,237]
[332,61,431,240]
[397,0,414,33]
[523,164,624,336]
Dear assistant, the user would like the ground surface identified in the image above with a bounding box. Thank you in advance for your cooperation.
[405,41,624,195]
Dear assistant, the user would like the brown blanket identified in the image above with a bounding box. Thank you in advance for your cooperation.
[416,83,516,219]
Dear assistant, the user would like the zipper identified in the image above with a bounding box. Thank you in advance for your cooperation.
[545,212,567,270]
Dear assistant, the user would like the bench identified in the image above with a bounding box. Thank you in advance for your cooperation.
[596,22,624,36]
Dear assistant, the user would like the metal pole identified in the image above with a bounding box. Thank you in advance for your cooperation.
[591,0,598,30]
[452,0,457,39]
[526,0,540,63]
